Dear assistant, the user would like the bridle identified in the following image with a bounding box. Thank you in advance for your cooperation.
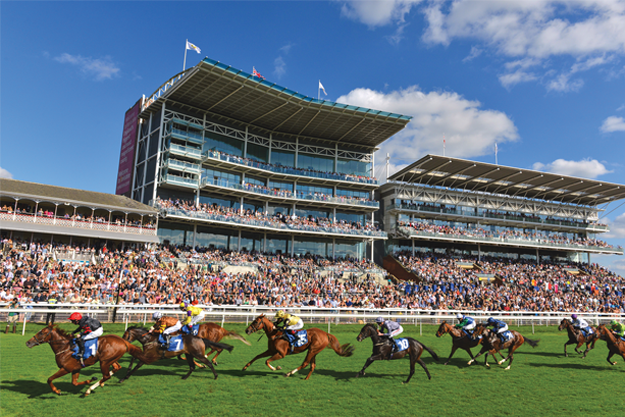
[30,331,48,346]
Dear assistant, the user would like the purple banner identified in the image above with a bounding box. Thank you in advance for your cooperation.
[115,100,142,195]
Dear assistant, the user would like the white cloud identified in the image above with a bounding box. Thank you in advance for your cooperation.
[532,158,611,178]
[0,167,13,179]
[337,86,518,167]
[546,72,584,92]
[463,46,482,62]
[601,116,625,132]
[54,53,120,81]
[603,213,625,239]
[499,69,538,89]
[617,104,625,111]
[340,0,421,27]
[274,56,286,78]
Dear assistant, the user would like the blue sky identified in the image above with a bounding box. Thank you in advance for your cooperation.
[2,1,625,271]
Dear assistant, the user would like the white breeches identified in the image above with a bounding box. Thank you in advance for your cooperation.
[83,327,103,340]
[189,311,205,325]
[163,321,182,335]
[464,322,476,331]
[388,326,404,338]
[285,320,304,331]
[495,325,509,334]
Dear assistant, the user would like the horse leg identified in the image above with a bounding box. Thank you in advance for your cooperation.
[119,360,145,383]
[266,351,286,372]
[575,339,584,354]
[356,355,383,377]
[242,350,272,371]
[305,356,317,380]
[286,348,318,379]
[468,347,487,365]
[47,368,70,395]
[607,351,617,365]
[71,371,97,386]
[444,345,459,365]
[182,355,196,380]
[563,341,572,357]
[483,351,491,368]
[210,349,222,365]
[86,360,115,396]
[191,351,218,380]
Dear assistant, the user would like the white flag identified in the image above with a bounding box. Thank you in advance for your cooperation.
[186,41,201,54]
[319,80,327,95]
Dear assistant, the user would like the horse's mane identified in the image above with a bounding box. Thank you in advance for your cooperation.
[127,326,149,334]
[50,325,74,340]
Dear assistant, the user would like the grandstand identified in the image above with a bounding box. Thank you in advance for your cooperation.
[122,57,411,260]
[378,154,625,266]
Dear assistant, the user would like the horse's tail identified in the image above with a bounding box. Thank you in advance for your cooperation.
[203,338,234,353]
[122,338,151,363]
[524,337,540,348]
[224,330,251,346]
[327,333,355,357]
[419,341,440,362]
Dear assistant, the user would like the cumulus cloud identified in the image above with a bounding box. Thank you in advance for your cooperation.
[603,212,625,239]
[54,53,120,81]
[0,167,13,179]
[601,116,625,132]
[532,158,611,178]
[274,56,286,78]
[337,86,518,168]
[340,0,421,27]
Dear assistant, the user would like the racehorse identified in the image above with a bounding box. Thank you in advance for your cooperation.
[558,318,598,358]
[435,321,505,365]
[355,323,439,384]
[242,314,355,380]
[182,323,251,365]
[468,324,540,370]
[595,324,625,366]
[119,327,233,382]
[25,325,149,396]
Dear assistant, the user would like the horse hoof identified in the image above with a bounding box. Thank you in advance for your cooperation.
[212,362,218,366]
[276,366,282,370]
[91,377,98,382]
[214,375,218,380]
[443,362,449,366]
[498,360,505,365]
[284,374,290,378]
[504,366,511,370]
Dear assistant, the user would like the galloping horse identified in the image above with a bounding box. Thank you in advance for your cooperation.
[558,318,598,358]
[356,323,439,384]
[468,324,540,370]
[26,325,149,395]
[595,324,625,366]
[119,327,233,382]
[435,321,505,365]
[182,323,250,365]
[242,314,355,380]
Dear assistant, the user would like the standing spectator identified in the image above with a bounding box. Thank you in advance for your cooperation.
[46,292,58,325]
[5,297,19,334]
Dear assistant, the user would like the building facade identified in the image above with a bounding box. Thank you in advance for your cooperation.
[123,58,411,260]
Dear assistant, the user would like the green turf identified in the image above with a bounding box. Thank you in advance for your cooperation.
[1,322,624,417]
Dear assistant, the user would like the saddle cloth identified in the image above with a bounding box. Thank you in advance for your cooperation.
[180,324,199,336]
[158,334,185,352]
[285,329,308,347]
[394,338,410,352]
[500,330,514,343]
[72,338,98,360]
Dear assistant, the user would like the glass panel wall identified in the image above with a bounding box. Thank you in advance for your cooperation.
[240,232,263,252]
[335,240,363,259]
[266,234,290,254]
[158,222,193,246]
[246,143,269,163]
[202,168,241,186]
[295,208,331,220]
[199,195,240,210]
[268,180,293,192]
[337,158,370,176]
[297,153,334,173]
[294,237,332,257]
[271,150,295,167]
[203,132,244,156]
[336,189,370,199]
[195,225,234,250]
[267,204,292,216]
[296,184,333,196]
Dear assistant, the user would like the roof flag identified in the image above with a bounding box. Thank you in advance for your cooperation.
[319,80,327,96]
[186,41,201,54]
[253,67,266,80]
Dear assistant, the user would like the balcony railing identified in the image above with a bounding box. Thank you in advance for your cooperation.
[166,159,201,173]
[204,150,378,186]
[164,174,198,188]
[396,226,623,253]
[200,177,379,208]
[388,204,609,231]
[0,211,157,236]
[152,203,387,239]
[169,127,204,145]
[169,144,203,159]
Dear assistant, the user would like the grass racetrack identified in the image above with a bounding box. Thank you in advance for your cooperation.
[2,322,624,417]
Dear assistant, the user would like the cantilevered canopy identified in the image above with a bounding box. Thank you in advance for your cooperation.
[389,155,625,206]
[140,58,411,149]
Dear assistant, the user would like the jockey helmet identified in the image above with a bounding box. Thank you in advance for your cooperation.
[69,312,82,322]
[152,312,162,320]
[375,317,384,324]
[456,313,463,320]
[275,310,286,319]
[179,302,188,310]
[571,314,578,320]
[487,317,496,324]
[611,319,618,326]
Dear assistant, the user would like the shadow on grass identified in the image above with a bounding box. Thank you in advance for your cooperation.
[521,351,570,358]
[526,362,616,371]
[0,379,86,399]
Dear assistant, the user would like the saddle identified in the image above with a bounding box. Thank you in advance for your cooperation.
[71,338,98,361]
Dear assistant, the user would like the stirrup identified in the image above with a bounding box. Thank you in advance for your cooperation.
[80,357,86,367]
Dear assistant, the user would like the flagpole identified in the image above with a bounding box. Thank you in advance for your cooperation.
[183,39,188,71]
[318,80,320,100]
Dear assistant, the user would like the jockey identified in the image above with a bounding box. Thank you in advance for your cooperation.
[485,317,509,344]
[69,312,103,366]
[609,320,625,339]
[274,310,304,334]
[149,311,182,349]
[180,302,205,331]
[571,314,593,337]
[376,317,403,352]
[454,313,477,339]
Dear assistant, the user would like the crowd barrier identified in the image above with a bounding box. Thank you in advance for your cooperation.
[2,303,623,336]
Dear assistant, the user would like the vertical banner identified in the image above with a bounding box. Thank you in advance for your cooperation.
[115,99,142,195]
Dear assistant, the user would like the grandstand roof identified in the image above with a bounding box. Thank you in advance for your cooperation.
[388,155,625,206]
[0,179,157,214]
[140,58,411,149]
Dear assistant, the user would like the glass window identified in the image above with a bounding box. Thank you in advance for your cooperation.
[294,237,331,257]
[297,153,334,173]
[203,132,244,156]
[245,176,265,187]
[240,232,263,252]
[336,188,369,199]
[247,142,269,163]
[294,208,331,219]
[336,212,366,224]
[334,240,363,259]
[266,235,290,255]
[268,180,293,192]
[337,158,370,176]
[296,184,333,196]
[199,195,240,210]
[202,168,241,186]
[267,204,292,216]
[195,226,232,250]
[271,150,295,167]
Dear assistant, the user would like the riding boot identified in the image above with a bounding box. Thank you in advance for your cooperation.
[162,333,171,349]
[4,325,8,334]
[12,325,17,334]
[75,338,86,366]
